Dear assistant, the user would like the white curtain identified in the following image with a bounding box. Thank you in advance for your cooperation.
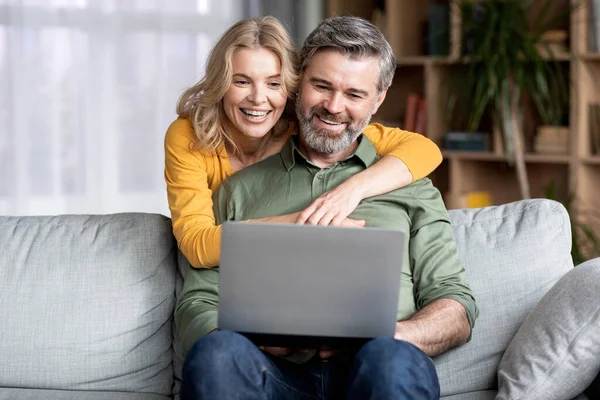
[0,0,243,216]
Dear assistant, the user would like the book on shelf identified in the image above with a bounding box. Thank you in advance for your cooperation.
[427,2,450,56]
[414,97,427,136]
[590,104,600,155]
[444,132,490,152]
[404,93,427,136]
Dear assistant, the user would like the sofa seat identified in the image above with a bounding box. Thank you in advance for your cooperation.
[442,391,496,400]
[440,391,590,400]
[0,388,169,400]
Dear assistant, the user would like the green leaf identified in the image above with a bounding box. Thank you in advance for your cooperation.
[454,0,570,142]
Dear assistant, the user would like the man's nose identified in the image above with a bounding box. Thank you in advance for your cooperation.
[323,92,344,114]
[248,85,267,104]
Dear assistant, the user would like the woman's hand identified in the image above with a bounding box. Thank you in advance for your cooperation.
[296,181,366,227]
[253,211,365,228]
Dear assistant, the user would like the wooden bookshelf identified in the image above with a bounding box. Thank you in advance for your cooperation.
[327,0,599,228]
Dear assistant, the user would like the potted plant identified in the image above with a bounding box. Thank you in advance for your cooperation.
[451,0,574,199]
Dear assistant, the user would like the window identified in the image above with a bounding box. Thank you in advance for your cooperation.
[0,0,243,215]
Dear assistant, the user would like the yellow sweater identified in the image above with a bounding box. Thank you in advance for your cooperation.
[164,117,442,268]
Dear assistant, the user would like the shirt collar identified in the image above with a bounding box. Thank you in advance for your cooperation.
[280,132,378,171]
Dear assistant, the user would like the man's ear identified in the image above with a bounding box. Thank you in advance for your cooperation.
[372,88,388,114]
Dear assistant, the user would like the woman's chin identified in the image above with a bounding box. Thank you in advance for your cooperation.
[240,127,274,139]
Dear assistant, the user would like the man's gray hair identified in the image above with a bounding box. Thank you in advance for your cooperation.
[300,16,396,93]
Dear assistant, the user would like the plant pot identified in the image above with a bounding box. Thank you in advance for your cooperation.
[534,125,569,154]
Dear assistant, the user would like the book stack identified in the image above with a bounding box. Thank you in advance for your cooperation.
[589,104,600,155]
[404,93,427,136]
[444,131,490,152]
[534,126,569,154]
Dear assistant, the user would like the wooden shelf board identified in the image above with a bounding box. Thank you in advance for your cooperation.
[580,53,600,61]
[582,156,600,165]
[523,153,571,164]
[442,151,507,161]
[395,53,572,67]
[396,56,429,66]
[442,151,571,164]
[541,52,572,61]
[396,56,464,66]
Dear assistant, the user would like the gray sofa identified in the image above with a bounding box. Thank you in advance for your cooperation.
[1,199,598,399]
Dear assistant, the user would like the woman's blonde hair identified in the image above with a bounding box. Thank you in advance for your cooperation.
[176,16,299,153]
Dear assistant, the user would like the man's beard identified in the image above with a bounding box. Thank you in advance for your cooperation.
[295,93,376,155]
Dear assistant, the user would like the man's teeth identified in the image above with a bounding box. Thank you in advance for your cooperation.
[319,117,342,125]
[242,109,269,118]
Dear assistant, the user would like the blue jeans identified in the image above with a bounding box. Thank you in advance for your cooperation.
[181,330,440,400]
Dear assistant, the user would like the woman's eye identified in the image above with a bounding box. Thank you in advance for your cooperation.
[268,82,281,88]
[235,80,249,85]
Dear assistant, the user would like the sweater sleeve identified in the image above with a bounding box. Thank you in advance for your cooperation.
[164,118,222,268]
[363,123,443,181]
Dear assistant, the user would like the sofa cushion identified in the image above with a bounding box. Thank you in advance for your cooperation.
[0,214,177,395]
[496,258,600,400]
[435,199,574,397]
[0,388,170,400]
[441,390,496,400]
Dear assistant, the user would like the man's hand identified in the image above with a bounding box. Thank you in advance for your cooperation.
[318,346,343,359]
[259,346,315,357]
[259,346,344,359]
[259,346,295,357]
[296,181,365,227]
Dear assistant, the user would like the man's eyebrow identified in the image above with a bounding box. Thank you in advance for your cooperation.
[309,77,369,97]
[309,77,331,86]
[233,73,281,79]
[347,87,369,97]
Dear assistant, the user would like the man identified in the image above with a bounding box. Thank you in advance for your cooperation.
[176,16,478,400]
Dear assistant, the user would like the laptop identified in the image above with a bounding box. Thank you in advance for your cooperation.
[218,221,405,348]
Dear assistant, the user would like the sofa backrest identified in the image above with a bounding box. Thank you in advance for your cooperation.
[436,199,574,397]
[0,213,177,396]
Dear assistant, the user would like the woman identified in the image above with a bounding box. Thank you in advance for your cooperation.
[164,16,442,269]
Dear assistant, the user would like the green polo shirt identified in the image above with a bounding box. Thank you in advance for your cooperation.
[175,135,478,357]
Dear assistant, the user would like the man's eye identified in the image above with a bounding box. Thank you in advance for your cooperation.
[350,94,362,99]
[316,85,328,90]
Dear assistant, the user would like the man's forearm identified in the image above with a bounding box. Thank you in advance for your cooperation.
[394,298,471,357]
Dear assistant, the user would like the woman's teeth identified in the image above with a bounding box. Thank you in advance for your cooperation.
[242,109,269,118]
